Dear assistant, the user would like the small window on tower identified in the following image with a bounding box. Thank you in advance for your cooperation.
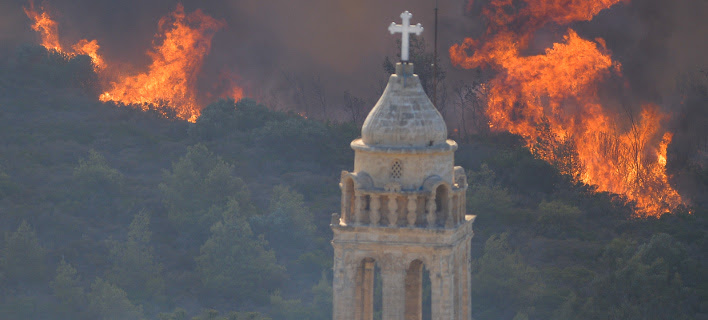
[390,159,403,180]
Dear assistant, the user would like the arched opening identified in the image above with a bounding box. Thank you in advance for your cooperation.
[355,258,382,320]
[342,177,355,224]
[405,260,432,320]
[434,185,449,227]
[374,264,383,320]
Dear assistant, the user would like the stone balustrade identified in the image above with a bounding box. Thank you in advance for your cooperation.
[339,187,466,229]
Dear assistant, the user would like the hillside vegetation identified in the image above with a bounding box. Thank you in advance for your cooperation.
[0,46,705,320]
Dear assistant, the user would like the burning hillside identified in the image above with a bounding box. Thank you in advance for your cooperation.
[23,1,104,70]
[23,2,243,122]
[450,0,685,217]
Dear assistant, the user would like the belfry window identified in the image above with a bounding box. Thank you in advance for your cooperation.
[390,159,403,180]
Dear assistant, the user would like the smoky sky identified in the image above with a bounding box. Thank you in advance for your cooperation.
[2,0,706,116]
[1,0,475,102]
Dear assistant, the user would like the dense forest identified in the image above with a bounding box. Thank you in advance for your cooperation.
[0,45,706,320]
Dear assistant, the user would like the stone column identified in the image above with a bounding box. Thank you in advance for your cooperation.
[382,260,405,320]
[406,195,417,227]
[462,238,473,320]
[387,195,399,227]
[430,254,454,320]
[445,194,455,228]
[426,196,436,228]
[355,259,376,320]
[461,192,467,219]
[370,194,381,226]
[333,250,357,320]
[341,190,351,225]
[404,261,423,320]
[354,193,364,225]
[458,193,464,224]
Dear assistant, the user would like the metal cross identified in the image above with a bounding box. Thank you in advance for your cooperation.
[388,11,423,62]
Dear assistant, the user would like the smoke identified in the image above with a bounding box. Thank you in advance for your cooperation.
[572,0,708,103]
[6,0,706,120]
[6,0,474,115]
[579,0,708,198]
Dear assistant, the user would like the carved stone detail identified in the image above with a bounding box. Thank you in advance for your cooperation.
[384,182,402,193]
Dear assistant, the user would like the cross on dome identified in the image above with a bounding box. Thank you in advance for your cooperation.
[388,11,423,62]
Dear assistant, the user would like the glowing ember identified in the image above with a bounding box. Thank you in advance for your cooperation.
[451,0,685,216]
[99,4,226,122]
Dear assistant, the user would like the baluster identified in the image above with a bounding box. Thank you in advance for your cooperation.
[387,194,398,226]
[354,193,364,225]
[406,195,417,226]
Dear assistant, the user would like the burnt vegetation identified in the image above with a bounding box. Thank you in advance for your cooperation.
[0,44,706,320]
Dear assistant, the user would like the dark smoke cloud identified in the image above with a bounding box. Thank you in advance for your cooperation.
[5,0,473,111]
[4,0,705,120]
[573,0,708,104]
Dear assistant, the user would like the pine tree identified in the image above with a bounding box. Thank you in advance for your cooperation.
[196,202,285,302]
[87,278,144,320]
[1,221,47,285]
[50,259,86,318]
[107,211,164,301]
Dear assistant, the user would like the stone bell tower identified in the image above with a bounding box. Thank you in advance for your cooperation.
[331,11,475,320]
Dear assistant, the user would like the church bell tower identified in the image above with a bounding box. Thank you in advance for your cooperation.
[331,11,475,320]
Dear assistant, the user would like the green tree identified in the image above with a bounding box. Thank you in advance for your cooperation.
[1,220,47,284]
[160,144,254,237]
[583,233,693,320]
[534,200,583,239]
[467,164,526,224]
[196,204,285,302]
[191,98,286,140]
[269,291,309,320]
[72,149,124,197]
[251,185,316,258]
[107,211,164,301]
[87,278,144,320]
[70,149,125,218]
[50,259,86,318]
[471,233,543,319]
[253,117,330,163]
[308,271,333,320]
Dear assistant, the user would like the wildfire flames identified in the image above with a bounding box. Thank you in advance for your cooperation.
[23,1,104,69]
[451,0,685,216]
[24,2,243,122]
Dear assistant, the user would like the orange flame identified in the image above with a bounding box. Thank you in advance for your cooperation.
[72,39,105,70]
[23,1,61,52]
[451,0,684,216]
[99,4,226,122]
[25,2,244,122]
[23,1,105,70]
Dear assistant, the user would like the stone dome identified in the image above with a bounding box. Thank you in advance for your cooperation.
[361,63,447,148]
